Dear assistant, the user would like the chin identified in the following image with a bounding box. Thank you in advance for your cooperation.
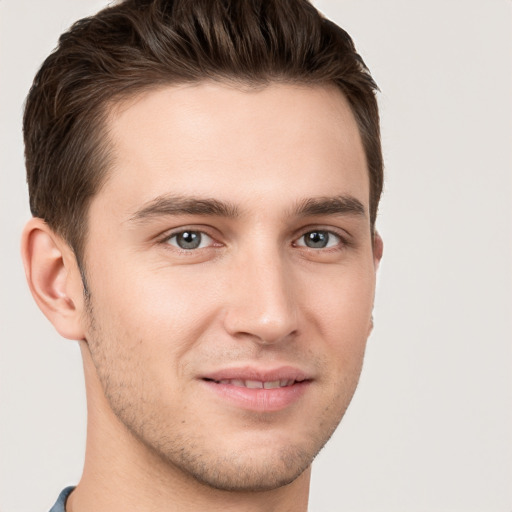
[137,421,336,493]
[168,446,314,492]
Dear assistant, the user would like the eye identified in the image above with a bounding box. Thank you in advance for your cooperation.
[295,230,341,249]
[166,230,214,250]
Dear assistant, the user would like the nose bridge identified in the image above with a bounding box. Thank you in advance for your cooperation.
[224,243,298,344]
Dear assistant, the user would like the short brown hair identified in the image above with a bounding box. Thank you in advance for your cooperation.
[24,0,383,263]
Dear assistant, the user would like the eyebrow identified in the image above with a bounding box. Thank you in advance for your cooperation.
[129,195,240,222]
[128,193,366,223]
[293,195,366,218]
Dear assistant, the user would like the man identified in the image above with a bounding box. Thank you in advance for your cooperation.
[21,0,383,510]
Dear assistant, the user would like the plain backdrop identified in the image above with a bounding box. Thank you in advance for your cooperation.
[1,1,511,511]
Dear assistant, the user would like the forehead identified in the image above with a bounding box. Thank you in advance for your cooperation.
[97,81,368,218]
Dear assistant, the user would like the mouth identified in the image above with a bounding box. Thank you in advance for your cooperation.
[200,367,311,412]
[202,378,305,389]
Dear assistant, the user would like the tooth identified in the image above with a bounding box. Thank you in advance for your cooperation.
[280,379,289,387]
[218,380,229,385]
[263,380,281,389]
[245,380,263,389]
[231,379,245,387]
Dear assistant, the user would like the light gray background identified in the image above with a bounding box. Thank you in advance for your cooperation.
[1,1,511,511]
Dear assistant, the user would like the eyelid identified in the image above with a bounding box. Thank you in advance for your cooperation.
[292,226,349,249]
[294,230,341,247]
[154,224,350,252]
[168,231,214,250]
[157,226,221,249]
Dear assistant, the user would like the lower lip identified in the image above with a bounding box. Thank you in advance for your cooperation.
[201,380,310,412]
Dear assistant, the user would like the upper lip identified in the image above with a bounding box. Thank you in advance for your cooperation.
[200,365,311,384]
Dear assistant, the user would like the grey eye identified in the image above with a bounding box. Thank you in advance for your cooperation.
[297,230,340,249]
[168,231,212,250]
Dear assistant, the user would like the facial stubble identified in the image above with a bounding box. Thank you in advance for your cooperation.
[82,290,362,493]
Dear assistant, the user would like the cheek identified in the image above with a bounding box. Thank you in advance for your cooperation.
[307,264,375,375]
[306,262,375,332]
[86,241,376,360]
[85,256,223,361]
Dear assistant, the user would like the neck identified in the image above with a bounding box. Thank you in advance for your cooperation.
[68,342,311,512]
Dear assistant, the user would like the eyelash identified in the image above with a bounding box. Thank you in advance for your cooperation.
[160,229,219,252]
[159,227,348,252]
[293,230,345,250]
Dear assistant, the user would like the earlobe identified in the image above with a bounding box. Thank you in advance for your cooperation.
[369,232,383,337]
[21,218,86,340]
[373,231,384,269]
[368,314,374,337]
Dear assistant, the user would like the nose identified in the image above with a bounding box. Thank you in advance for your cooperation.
[223,251,299,345]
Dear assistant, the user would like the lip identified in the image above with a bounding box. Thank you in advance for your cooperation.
[199,365,312,412]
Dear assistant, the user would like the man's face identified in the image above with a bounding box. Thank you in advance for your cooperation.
[81,82,380,491]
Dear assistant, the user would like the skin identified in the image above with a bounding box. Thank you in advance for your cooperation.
[22,82,382,512]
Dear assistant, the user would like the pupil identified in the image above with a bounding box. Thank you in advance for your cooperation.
[305,231,328,248]
[177,231,201,249]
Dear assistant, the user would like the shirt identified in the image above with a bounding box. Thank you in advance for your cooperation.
[49,486,75,512]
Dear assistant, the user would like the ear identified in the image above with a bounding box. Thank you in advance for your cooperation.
[368,231,383,336]
[373,231,383,269]
[21,217,86,340]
